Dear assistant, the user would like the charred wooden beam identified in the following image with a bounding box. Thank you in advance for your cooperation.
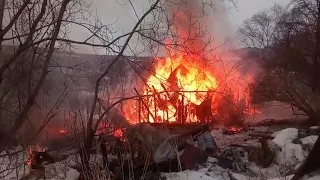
[134,88,156,122]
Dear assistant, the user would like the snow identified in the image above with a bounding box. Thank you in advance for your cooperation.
[306,175,320,180]
[2,126,320,180]
[272,128,306,167]
[267,175,294,180]
[309,126,319,130]
[65,169,80,180]
[207,157,218,163]
[300,135,318,145]
[0,150,30,180]
[230,173,253,180]
[272,128,299,147]
[47,168,80,180]
[163,170,219,180]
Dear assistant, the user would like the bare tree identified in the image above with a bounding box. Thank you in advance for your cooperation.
[54,0,236,177]
[238,4,285,51]
[0,0,77,151]
[240,1,320,122]
[0,0,237,178]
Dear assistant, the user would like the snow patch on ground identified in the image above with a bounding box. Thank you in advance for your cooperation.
[0,150,30,180]
[271,128,306,167]
[272,128,298,147]
[163,170,219,180]
[309,126,319,130]
[2,127,319,180]
[65,169,80,180]
[47,168,80,180]
[306,175,320,180]
[267,174,294,180]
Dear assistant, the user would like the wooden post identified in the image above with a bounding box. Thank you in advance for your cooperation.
[134,88,156,122]
[181,95,185,124]
[154,93,157,123]
[138,98,141,124]
[147,90,150,123]
[166,95,169,122]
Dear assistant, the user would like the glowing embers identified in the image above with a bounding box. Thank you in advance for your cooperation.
[95,121,124,139]
[26,145,46,166]
[223,126,245,135]
[59,129,68,134]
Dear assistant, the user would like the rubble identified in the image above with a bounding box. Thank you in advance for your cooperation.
[2,122,320,180]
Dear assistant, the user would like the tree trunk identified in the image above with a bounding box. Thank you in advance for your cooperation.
[79,128,94,179]
[312,0,320,93]
[0,0,71,152]
[0,0,5,52]
[291,135,320,180]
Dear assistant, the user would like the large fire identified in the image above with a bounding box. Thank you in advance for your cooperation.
[122,53,259,125]
[121,1,259,125]
[123,54,220,124]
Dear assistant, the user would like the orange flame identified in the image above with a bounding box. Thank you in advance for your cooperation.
[228,127,243,132]
[122,53,260,124]
[113,129,123,138]
[121,2,260,124]
[123,54,219,124]
[59,129,68,134]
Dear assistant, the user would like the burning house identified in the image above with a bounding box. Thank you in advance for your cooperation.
[120,53,259,126]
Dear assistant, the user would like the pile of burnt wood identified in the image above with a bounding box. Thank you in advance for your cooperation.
[98,123,220,180]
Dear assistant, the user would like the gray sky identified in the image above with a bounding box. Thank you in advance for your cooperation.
[227,0,291,46]
[70,0,292,54]
[229,0,291,26]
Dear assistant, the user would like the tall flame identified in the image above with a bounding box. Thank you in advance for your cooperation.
[123,54,220,124]
[121,1,259,124]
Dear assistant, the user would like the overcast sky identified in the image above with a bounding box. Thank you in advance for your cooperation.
[229,0,291,26]
[70,0,292,54]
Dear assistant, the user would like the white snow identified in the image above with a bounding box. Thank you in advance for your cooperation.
[230,173,253,180]
[47,168,80,180]
[272,128,306,168]
[2,126,320,180]
[163,170,219,180]
[306,175,320,180]
[300,135,318,145]
[309,126,319,130]
[0,150,30,180]
[65,169,80,180]
[267,175,294,180]
[272,128,298,147]
[207,157,218,163]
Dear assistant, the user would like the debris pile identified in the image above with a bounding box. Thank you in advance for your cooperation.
[2,123,319,180]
